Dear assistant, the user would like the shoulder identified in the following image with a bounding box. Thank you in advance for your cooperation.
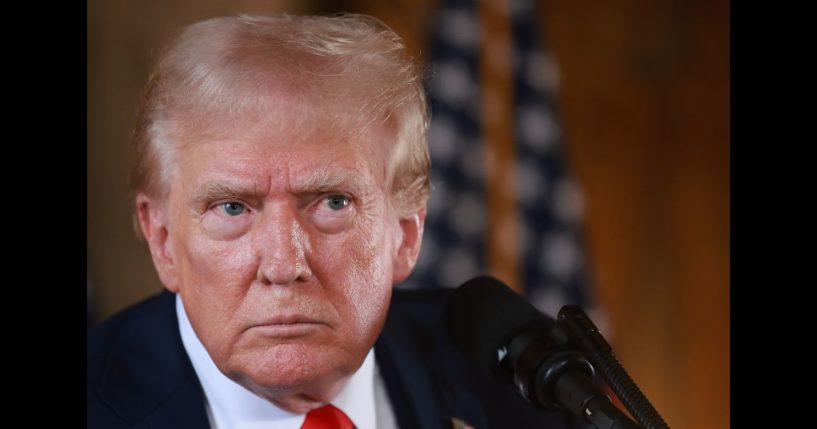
[87,290,177,359]
[381,287,453,361]
[87,291,208,428]
[389,287,453,322]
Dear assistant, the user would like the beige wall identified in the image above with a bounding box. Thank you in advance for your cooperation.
[88,1,728,427]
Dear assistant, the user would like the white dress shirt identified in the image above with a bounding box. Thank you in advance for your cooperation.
[176,295,397,429]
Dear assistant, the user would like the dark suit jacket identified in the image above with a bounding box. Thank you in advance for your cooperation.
[88,288,584,428]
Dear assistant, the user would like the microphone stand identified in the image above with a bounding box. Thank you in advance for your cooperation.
[506,307,668,429]
[556,306,669,429]
[507,332,641,429]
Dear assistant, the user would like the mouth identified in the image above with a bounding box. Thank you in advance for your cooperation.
[249,315,328,338]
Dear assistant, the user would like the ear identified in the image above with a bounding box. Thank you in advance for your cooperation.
[392,206,427,284]
[135,193,179,292]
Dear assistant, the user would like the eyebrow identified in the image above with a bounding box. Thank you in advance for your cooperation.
[189,170,368,204]
[190,182,266,204]
[291,170,367,195]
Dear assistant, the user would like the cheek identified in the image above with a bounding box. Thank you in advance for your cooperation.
[328,217,395,334]
[173,227,257,346]
[178,232,256,292]
[347,275,391,339]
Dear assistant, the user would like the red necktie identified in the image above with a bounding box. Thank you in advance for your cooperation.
[300,404,355,429]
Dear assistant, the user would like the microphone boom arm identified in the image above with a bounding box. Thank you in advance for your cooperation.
[557,306,669,429]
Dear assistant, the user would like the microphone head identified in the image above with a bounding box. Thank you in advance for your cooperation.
[444,275,555,379]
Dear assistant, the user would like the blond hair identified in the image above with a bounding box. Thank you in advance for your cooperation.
[131,14,429,226]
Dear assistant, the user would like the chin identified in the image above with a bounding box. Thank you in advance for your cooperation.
[227,342,358,397]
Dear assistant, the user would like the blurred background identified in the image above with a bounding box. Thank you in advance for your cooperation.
[87,0,728,428]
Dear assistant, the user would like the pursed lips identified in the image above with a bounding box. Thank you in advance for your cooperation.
[257,314,326,326]
[247,314,329,337]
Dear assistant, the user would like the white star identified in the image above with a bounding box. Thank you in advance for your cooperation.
[529,286,566,320]
[517,104,559,152]
[553,179,585,223]
[525,52,560,93]
[432,60,476,108]
[540,233,582,280]
[440,247,479,289]
[428,114,460,164]
[450,192,486,238]
[516,159,548,207]
[438,9,479,51]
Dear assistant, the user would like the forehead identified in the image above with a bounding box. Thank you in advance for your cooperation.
[170,102,395,192]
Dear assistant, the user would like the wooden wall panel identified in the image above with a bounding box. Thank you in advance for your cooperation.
[540,1,729,427]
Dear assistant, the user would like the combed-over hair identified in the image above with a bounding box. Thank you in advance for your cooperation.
[131,14,430,235]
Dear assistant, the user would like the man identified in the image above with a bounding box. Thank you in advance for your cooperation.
[87,14,581,429]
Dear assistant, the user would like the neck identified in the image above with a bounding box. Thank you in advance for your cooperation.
[234,373,352,414]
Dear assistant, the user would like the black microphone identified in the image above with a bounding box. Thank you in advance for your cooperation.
[444,275,641,429]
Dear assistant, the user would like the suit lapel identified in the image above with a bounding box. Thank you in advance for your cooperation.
[375,327,442,428]
[375,290,489,429]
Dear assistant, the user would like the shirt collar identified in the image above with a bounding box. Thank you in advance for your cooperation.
[176,294,377,429]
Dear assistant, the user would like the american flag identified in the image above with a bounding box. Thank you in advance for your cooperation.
[399,0,595,319]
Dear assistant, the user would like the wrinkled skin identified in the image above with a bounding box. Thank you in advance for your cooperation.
[136,106,425,413]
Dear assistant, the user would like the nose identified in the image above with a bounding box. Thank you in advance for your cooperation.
[255,205,312,286]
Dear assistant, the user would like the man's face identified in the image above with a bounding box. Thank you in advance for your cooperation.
[143,104,419,409]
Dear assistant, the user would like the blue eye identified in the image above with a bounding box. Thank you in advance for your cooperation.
[325,195,349,210]
[220,202,246,216]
